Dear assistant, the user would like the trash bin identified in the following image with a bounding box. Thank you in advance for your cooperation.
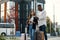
[16,31,21,36]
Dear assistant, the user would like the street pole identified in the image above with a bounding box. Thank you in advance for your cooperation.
[32,0,36,13]
[53,3,56,36]
[0,4,1,23]
[33,0,35,11]
[33,0,35,12]
[26,4,28,17]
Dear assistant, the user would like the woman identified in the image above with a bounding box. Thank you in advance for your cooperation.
[30,10,39,40]
[27,10,38,40]
[26,11,33,40]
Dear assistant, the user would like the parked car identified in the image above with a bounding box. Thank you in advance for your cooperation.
[0,23,15,36]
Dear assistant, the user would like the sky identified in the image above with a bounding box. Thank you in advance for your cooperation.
[45,0,60,25]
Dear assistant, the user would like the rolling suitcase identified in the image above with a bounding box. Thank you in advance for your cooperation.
[34,30,44,40]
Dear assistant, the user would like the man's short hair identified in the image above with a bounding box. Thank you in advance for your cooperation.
[38,5,41,7]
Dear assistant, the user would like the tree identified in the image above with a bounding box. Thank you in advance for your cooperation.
[0,35,6,40]
[46,16,54,33]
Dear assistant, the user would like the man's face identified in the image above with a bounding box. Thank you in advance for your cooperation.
[38,5,42,11]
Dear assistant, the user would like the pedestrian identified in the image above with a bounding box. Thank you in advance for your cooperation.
[26,10,33,40]
[36,4,47,40]
[30,10,38,40]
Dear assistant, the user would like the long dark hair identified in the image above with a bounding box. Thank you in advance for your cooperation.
[29,10,36,18]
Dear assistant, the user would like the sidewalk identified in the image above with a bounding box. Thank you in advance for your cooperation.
[5,36,60,40]
[20,34,60,40]
[48,36,60,40]
[4,34,60,40]
[20,36,60,40]
[20,33,60,40]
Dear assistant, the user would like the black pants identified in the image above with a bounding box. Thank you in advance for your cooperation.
[39,25,47,40]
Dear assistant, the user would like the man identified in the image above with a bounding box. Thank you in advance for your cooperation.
[36,4,47,40]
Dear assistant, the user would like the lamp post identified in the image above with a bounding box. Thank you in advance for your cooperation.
[53,1,56,36]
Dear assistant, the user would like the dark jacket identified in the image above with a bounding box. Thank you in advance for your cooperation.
[32,16,38,29]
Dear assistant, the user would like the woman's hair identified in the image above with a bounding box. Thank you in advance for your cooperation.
[29,10,36,18]
[27,10,36,24]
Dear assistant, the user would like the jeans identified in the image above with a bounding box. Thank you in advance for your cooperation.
[32,29,35,40]
[29,24,35,40]
[29,24,32,40]
[39,25,47,40]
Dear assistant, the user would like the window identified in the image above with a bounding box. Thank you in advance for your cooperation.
[0,23,14,28]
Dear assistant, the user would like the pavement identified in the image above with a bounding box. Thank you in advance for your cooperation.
[1,34,60,40]
[12,36,60,40]
[48,36,60,40]
[3,36,60,40]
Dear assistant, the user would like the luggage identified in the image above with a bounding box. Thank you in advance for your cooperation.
[15,31,21,36]
[34,31,44,40]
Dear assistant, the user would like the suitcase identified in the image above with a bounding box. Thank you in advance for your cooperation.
[34,31,44,40]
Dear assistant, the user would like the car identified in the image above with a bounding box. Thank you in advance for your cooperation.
[0,23,15,36]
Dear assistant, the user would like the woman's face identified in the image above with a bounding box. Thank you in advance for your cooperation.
[31,11,35,16]
[31,12,34,15]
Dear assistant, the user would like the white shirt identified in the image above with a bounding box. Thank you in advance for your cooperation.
[36,10,46,27]
[30,16,35,24]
